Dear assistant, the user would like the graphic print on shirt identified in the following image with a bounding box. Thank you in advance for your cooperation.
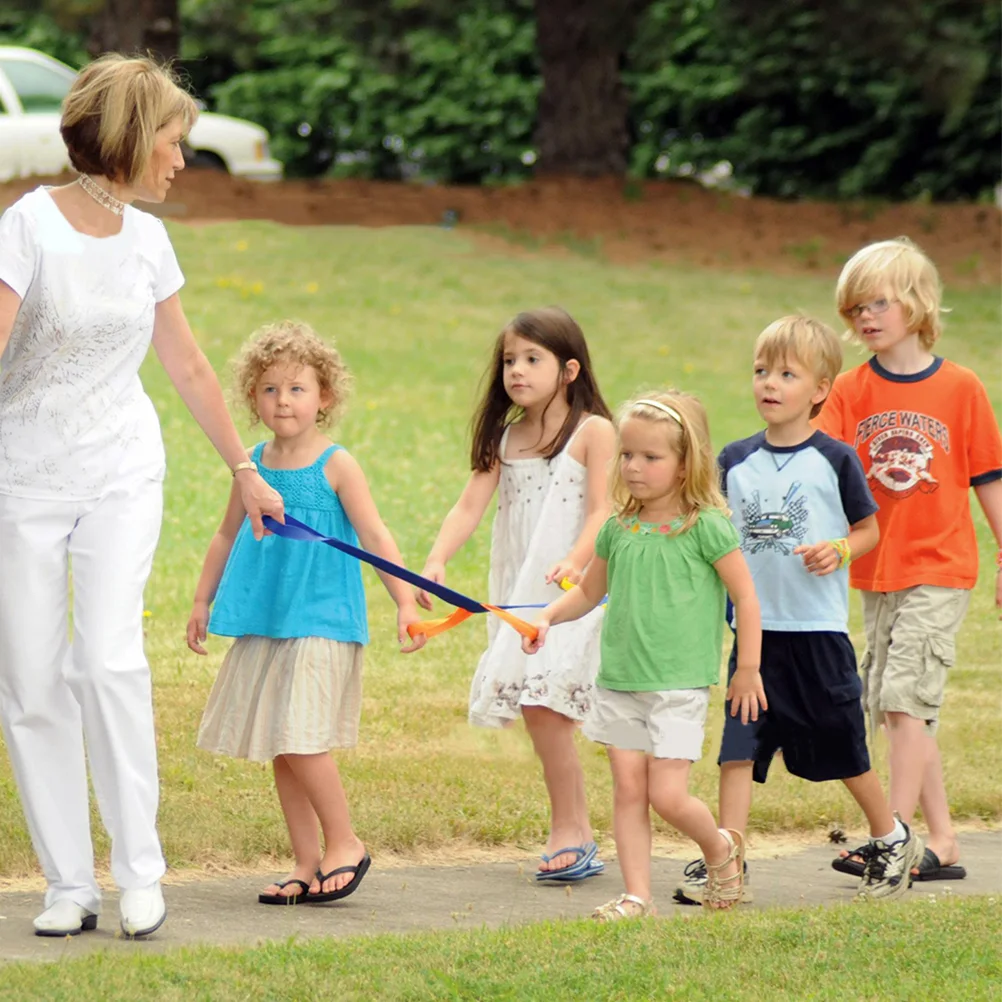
[739,482,809,554]
[854,410,948,499]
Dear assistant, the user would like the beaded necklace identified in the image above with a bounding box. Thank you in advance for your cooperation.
[77,174,126,216]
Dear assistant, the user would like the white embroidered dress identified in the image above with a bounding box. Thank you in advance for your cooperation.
[469,417,603,727]
[0,187,183,500]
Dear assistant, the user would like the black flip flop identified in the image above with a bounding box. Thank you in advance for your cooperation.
[911,847,966,882]
[831,844,868,878]
[258,877,311,905]
[307,852,372,904]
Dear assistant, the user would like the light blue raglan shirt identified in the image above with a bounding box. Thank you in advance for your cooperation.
[719,431,878,633]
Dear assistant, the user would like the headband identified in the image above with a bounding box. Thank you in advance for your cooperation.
[634,398,683,425]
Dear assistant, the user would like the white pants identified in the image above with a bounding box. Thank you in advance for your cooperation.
[0,478,166,913]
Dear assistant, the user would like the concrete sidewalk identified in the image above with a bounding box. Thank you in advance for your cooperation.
[1,831,999,963]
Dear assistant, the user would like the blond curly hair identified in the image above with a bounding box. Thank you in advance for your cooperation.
[233,320,352,428]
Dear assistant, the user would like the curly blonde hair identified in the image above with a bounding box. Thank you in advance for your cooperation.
[610,389,728,534]
[233,320,352,428]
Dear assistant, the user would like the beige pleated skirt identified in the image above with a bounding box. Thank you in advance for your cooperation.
[197,635,363,762]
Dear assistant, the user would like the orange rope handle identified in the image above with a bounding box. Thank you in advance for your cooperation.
[407,604,539,642]
[482,604,539,642]
[406,608,474,639]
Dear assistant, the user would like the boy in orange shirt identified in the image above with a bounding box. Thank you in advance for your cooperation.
[817,237,1002,882]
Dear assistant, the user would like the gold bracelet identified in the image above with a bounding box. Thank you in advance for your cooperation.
[232,460,258,476]
[830,537,852,570]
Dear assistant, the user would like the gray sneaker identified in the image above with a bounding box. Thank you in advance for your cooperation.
[673,856,754,905]
[856,816,923,901]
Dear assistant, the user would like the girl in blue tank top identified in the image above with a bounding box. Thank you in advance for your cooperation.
[186,320,425,908]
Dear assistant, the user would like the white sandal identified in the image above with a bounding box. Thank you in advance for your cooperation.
[703,828,745,910]
[592,892,655,923]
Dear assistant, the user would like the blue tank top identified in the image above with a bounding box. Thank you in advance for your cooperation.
[209,443,369,643]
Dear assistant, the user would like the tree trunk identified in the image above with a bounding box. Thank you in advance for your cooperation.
[532,0,648,177]
[89,0,180,63]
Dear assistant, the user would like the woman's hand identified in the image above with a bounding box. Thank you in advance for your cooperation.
[416,561,446,611]
[234,470,284,540]
[186,601,210,655]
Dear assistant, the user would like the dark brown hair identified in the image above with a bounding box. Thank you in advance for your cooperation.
[470,306,612,472]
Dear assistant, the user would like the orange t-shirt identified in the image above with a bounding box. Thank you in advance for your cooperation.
[816,357,1002,592]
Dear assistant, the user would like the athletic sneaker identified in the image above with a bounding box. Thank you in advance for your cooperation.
[856,816,923,901]
[673,856,753,905]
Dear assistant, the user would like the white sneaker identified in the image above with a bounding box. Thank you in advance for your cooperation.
[856,817,924,901]
[33,899,98,937]
[119,882,167,938]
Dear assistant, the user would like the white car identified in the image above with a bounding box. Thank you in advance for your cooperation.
[0,46,283,182]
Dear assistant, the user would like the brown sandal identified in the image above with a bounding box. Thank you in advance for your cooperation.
[703,828,745,910]
[592,893,656,922]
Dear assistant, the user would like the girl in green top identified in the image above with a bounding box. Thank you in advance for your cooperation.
[523,390,764,917]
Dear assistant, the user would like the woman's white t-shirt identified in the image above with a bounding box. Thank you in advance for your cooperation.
[0,187,184,500]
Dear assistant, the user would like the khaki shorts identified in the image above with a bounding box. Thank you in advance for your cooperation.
[583,686,710,760]
[861,585,970,735]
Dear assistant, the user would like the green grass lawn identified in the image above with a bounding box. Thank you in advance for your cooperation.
[3,896,1000,1001]
[0,222,999,880]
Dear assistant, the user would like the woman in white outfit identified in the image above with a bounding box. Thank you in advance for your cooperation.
[0,55,284,939]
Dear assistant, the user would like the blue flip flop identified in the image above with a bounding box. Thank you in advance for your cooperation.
[544,857,605,882]
[535,841,600,882]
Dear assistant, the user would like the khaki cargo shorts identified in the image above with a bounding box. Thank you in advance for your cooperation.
[861,585,970,735]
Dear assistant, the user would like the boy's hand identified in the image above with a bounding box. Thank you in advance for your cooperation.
[545,558,581,587]
[186,602,210,655]
[397,606,427,653]
[794,541,839,577]
[521,620,550,655]
[416,561,445,612]
[726,667,767,724]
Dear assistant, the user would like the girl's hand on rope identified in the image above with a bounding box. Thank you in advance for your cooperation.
[545,558,581,587]
[521,619,550,655]
[416,561,446,611]
[397,606,427,653]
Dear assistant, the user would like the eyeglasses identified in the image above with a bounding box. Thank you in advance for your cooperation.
[846,297,898,320]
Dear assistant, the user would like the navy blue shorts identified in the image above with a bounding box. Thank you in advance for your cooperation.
[718,631,870,784]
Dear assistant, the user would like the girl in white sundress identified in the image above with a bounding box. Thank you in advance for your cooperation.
[418,306,616,882]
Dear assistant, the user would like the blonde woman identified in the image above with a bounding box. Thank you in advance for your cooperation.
[0,55,284,939]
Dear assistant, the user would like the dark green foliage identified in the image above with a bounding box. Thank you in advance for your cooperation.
[181,0,539,180]
[1,0,997,197]
[626,0,1001,200]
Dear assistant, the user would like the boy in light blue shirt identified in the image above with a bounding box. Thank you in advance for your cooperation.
[675,316,922,904]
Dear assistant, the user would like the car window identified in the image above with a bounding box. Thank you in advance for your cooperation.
[0,59,71,113]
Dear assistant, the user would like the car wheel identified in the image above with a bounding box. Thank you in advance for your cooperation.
[186,150,228,172]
